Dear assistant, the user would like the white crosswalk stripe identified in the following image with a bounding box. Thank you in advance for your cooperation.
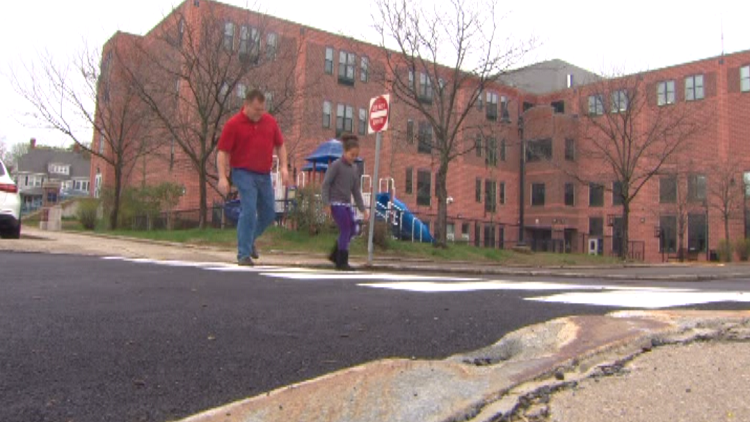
[101,257,750,309]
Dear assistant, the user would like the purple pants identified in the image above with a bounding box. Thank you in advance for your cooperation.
[331,205,356,252]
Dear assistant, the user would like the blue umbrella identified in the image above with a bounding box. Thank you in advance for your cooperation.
[305,139,363,164]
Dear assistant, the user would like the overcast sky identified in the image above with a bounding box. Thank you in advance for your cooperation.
[1,0,746,148]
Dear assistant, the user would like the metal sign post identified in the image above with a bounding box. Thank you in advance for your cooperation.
[367,94,390,266]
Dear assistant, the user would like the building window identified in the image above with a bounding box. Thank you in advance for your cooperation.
[499,182,506,205]
[551,100,565,114]
[484,225,496,248]
[336,104,354,136]
[688,213,707,252]
[235,84,247,107]
[659,215,677,253]
[170,138,175,170]
[565,138,575,161]
[406,119,414,144]
[405,167,413,195]
[657,80,676,106]
[660,175,677,204]
[565,183,575,207]
[742,66,750,93]
[338,51,356,85]
[265,92,274,113]
[417,170,431,206]
[98,134,105,155]
[486,92,499,121]
[360,57,369,82]
[475,135,482,158]
[240,26,260,61]
[223,22,235,51]
[324,47,334,74]
[613,181,624,206]
[475,178,482,203]
[322,101,331,128]
[526,139,552,162]
[531,183,545,207]
[501,96,510,121]
[476,90,484,110]
[500,139,506,162]
[688,174,707,202]
[685,74,705,101]
[523,101,534,112]
[485,138,498,166]
[266,33,278,60]
[177,19,185,46]
[419,73,433,103]
[589,183,604,207]
[589,217,604,238]
[485,180,497,213]
[418,122,432,154]
[611,89,628,113]
[588,95,604,116]
[358,108,367,135]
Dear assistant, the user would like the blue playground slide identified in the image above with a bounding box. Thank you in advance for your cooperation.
[376,193,434,243]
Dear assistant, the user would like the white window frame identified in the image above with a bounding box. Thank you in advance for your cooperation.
[360,57,369,82]
[658,80,676,106]
[741,66,750,93]
[685,74,705,101]
[324,47,334,74]
[224,22,235,51]
[266,33,278,60]
[323,101,332,128]
[611,89,628,113]
[588,94,604,116]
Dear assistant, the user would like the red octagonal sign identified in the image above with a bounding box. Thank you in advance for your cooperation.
[368,94,390,134]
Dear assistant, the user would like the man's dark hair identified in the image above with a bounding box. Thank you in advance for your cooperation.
[245,89,266,103]
[340,133,360,151]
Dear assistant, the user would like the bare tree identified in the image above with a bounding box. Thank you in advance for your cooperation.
[373,0,531,247]
[574,74,709,260]
[709,159,744,243]
[120,2,306,228]
[10,44,158,229]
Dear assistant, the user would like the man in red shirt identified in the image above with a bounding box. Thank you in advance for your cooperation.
[217,89,289,266]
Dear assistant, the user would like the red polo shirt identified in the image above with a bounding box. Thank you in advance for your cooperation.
[218,110,284,174]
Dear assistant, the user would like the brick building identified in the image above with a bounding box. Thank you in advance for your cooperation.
[92,0,750,262]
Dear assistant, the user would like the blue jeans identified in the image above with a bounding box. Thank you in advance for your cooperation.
[232,169,275,260]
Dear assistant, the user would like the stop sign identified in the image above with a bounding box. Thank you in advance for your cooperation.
[368,94,390,134]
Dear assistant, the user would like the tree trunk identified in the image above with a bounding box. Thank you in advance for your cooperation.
[622,201,630,261]
[434,157,449,248]
[724,212,730,243]
[110,167,123,230]
[199,170,208,230]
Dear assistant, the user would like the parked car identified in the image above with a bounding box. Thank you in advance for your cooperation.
[0,158,21,239]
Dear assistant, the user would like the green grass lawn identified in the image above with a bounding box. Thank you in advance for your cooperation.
[69,225,623,267]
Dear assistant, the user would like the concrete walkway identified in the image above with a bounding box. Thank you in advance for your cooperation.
[6,227,750,281]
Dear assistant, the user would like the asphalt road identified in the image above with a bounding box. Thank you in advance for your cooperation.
[2,252,749,422]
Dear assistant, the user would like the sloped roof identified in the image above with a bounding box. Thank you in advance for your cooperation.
[16,149,91,179]
[501,59,601,95]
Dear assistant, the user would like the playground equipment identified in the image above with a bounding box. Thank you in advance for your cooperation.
[375,192,434,244]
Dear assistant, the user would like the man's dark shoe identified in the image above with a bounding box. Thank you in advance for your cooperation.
[238,257,255,267]
[251,244,260,260]
[328,242,339,265]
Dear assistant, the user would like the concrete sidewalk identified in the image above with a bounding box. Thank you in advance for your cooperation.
[5,227,750,281]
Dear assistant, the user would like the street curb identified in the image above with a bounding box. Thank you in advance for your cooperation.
[175,311,750,422]
[49,230,749,282]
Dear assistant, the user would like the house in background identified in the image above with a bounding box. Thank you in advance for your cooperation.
[14,139,91,215]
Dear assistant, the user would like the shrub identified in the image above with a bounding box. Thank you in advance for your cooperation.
[718,239,733,263]
[288,185,329,236]
[101,183,184,230]
[735,239,750,262]
[77,198,100,230]
[372,221,391,250]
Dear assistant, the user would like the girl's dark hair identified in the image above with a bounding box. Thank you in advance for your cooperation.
[340,133,360,151]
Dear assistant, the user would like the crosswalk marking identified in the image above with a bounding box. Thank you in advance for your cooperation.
[100,257,750,310]
[527,290,750,309]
